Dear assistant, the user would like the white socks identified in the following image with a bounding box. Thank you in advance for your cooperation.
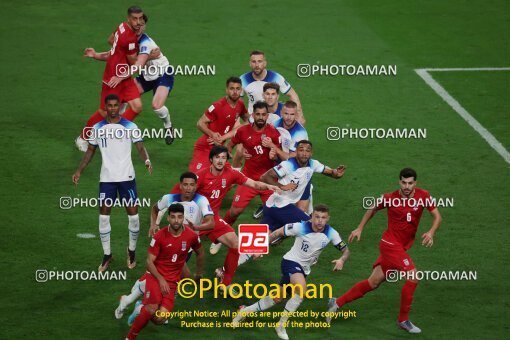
[280,294,303,324]
[238,254,252,266]
[243,296,276,313]
[124,279,145,307]
[128,214,140,251]
[99,215,111,255]
[154,106,171,128]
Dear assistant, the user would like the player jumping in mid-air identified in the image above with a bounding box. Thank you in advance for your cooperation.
[72,94,152,272]
[233,204,350,340]
[114,172,214,321]
[189,77,249,172]
[75,6,146,151]
[125,203,204,339]
[326,168,442,334]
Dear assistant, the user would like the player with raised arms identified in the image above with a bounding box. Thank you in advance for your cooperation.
[126,203,204,339]
[190,77,249,172]
[232,204,350,340]
[326,168,442,334]
[114,171,213,321]
[72,94,152,271]
[76,6,146,151]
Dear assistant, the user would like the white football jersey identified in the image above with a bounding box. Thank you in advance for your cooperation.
[283,221,346,275]
[157,193,213,228]
[240,70,291,113]
[265,158,325,208]
[273,118,309,152]
[138,33,170,81]
[89,118,142,182]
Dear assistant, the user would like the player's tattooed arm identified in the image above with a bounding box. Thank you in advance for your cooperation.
[260,169,297,191]
[72,145,97,185]
[322,165,346,179]
[332,246,350,271]
[269,227,285,244]
[422,208,442,247]
[147,253,170,295]
[135,142,152,174]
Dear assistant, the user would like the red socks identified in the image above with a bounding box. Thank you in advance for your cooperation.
[126,306,152,339]
[222,248,239,286]
[223,210,237,226]
[122,107,140,121]
[336,279,374,307]
[398,280,418,322]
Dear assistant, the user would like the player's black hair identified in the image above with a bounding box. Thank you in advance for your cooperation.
[104,94,120,104]
[263,82,280,94]
[313,204,330,214]
[226,76,242,87]
[252,101,269,112]
[127,6,143,15]
[180,171,197,182]
[284,100,297,109]
[209,145,230,161]
[296,140,313,149]
[400,168,417,181]
[168,203,185,214]
[250,50,265,57]
[142,14,148,24]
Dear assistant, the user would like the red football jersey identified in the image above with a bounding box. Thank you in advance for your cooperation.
[149,226,201,282]
[102,22,139,84]
[231,123,281,180]
[194,97,247,151]
[376,188,436,249]
[195,166,248,215]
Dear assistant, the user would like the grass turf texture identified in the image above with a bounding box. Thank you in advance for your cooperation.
[1,0,509,338]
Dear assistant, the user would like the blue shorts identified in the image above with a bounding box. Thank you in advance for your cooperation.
[99,180,138,207]
[136,69,174,95]
[261,204,310,231]
[280,259,307,286]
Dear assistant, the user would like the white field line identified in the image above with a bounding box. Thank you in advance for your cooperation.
[415,68,510,165]
[417,67,510,72]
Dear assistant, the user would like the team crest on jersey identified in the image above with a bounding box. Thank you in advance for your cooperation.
[321,241,328,249]
[221,179,227,188]
[188,206,195,214]
[182,241,187,251]
[284,139,290,148]
[197,163,202,169]
[261,134,266,140]
[99,193,105,199]
[234,195,240,202]
[306,172,312,181]
[403,259,410,266]
[146,291,150,298]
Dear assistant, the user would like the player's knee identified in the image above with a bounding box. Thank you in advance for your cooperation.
[131,101,143,113]
[144,304,158,315]
[152,316,167,325]
[152,101,164,111]
[368,275,384,289]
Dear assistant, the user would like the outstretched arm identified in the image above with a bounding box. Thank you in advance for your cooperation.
[322,165,346,179]
[72,145,96,185]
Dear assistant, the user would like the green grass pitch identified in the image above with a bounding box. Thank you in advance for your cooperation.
[1,0,509,339]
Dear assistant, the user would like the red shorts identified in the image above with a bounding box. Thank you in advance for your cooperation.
[231,185,272,209]
[141,273,177,311]
[99,78,140,109]
[200,217,234,243]
[373,240,415,275]
[189,147,211,172]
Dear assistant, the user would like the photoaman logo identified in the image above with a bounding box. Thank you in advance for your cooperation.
[238,224,269,254]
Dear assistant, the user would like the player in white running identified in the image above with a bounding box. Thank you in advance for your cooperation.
[232,204,350,339]
[114,172,213,321]
[72,94,152,272]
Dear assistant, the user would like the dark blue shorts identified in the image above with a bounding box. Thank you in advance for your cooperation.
[99,180,138,207]
[280,259,307,286]
[261,204,310,231]
[136,68,174,95]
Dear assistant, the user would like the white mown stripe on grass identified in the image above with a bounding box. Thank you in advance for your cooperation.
[415,68,510,165]
[77,233,96,239]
